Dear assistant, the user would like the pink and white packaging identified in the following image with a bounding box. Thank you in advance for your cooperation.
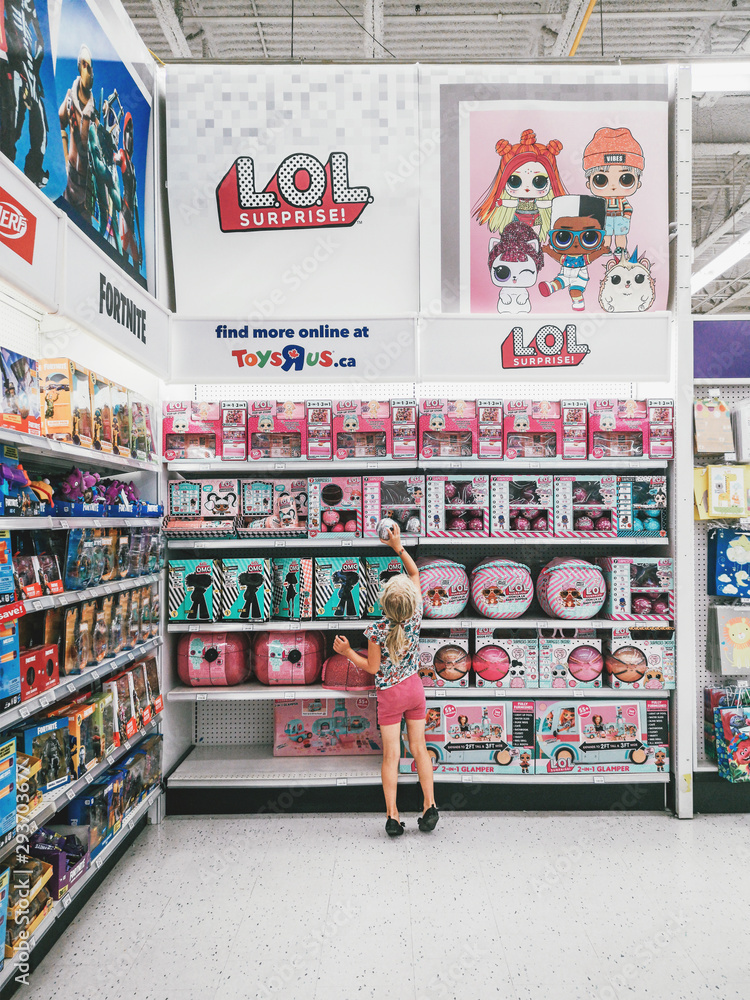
[553,475,617,539]
[536,558,607,620]
[426,475,489,538]
[247,401,307,461]
[417,630,471,688]
[561,400,588,461]
[477,400,503,459]
[419,399,477,460]
[604,627,675,690]
[391,400,418,459]
[199,479,240,518]
[598,557,674,622]
[539,636,604,689]
[470,557,534,619]
[308,477,363,538]
[474,629,539,688]
[176,633,251,686]
[418,557,470,619]
[490,475,554,539]
[220,401,248,460]
[588,399,649,460]
[503,400,562,460]
[162,401,221,461]
[254,631,325,685]
[306,400,333,460]
[363,476,425,538]
[273,696,381,756]
[333,400,392,460]
[648,399,674,460]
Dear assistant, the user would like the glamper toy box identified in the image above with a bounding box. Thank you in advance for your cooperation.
[535,699,670,776]
[308,477,362,538]
[274,697,381,757]
[401,700,536,776]
[419,399,477,460]
[333,400,392,460]
[473,629,539,689]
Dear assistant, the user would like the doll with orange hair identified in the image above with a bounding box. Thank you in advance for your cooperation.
[473,129,567,243]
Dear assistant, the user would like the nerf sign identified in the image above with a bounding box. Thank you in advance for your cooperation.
[0,187,36,264]
[501,324,590,370]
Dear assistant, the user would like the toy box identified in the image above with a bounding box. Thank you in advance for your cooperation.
[707,529,750,598]
[89,690,116,758]
[0,348,40,435]
[588,399,668,461]
[473,628,539,688]
[599,557,673,621]
[12,533,42,599]
[553,475,617,538]
[401,700,536,775]
[110,383,132,458]
[426,475,489,538]
[306,400,333,460]
[333,400,392,460]
[129,662,152,728]
[616,475,668,538]
[15,718,70,793]
[220,557,272,622]
[32,531,64,596]
[490,475,554,538]
[236,478,308,538]
[0,533,13,607]
[254,631,324,685]
[29,825,90,899]
[177,632,251,687]
[308,477,362,538]
[604,627,675,690]
[561,400,588,461]
[0,623,20,714]
[162,401,220,462]
[39,358,92,448]
[103,671,137,745]
[539,637,603,689]
[221,400,248,460]
[163,480,238,539]
[0,738,14,845]
[416,630,471,688]
[20,644,58,702]
[391,399,418,459]
[362,554,405,618]
[477,400,503,459]
[46,702,97,778]
[143,657,163,716]
[272,557,313,621]
[419,399,477,460]
[363,476,425,539]
[648,399,674,460]
[273,697,381,756]
[314,557,364,619]
[129,393,151,462]
[247,400,306,461]
[503,400,562,461]
[168,559,219,622]
[535,699,670,776]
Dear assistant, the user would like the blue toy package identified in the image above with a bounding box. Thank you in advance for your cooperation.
[220,557,272,621]
[168,559,219,622]
[0,622,20,713]
[64,529,103,591]
[0,737,16,847]
[362,555,405,618]
[0,444,39,517]
[15,718,72,794]
[708,529,750,598]
[66,775,115,858]
[0,866,9,969]
[0,530,16,605]
[314,557,364,619]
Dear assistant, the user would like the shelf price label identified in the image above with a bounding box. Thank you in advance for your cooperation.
[66,788,76,801]
[39,694,51,708]
[58,594,68,605]
[128,820,135,832]
[18,706,30,719]
[66,683,76,695]
[433,689,446,698]
[461,775,473,783]
[91,669,100,680]
[196,694,207,702]
[32,600,44,612]
[107,755,115,766]
[274,463,286,471]
[95,858,103,870]
[274,540,287,548]
[59,520,69,529]
[61,894,72,910]
[336,778,347,786]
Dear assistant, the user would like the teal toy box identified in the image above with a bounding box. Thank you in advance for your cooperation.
[220,557,272,621]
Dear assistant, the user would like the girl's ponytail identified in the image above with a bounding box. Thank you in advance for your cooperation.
[379,575,420,666]
[385,621,407,667]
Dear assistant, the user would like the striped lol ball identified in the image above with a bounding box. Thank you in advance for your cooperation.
[536,557,606,620]
[470,557,534,619]
[417,557,469,619]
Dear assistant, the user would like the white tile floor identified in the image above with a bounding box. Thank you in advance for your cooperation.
[13,810,750,1000]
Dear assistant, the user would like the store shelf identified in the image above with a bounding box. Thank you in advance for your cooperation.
[167,616,673,633]
[0,517,162,530]
[166,535,670,549]
[167,744,670,788]
[167,458,670,473]
[0,427,159,474]
[19,572,160,617]
[0,635,162,733]
[420,536,669,547]
[417,459,670,471]
[168,459,418,473]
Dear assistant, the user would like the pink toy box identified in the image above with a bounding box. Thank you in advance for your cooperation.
[598,557,673,622]
[616,475,668,539]
[247,401,306,462]
[333,400,392,460]
[236,478,308,538]
[535,699,670,776]
[163,480,238,539]
[176,633,251,686]
[306,400,333,460]
[401,699,536,775]
[477,400,503,459]
[221,401,247,461]
[426,475,489,538]
[162,402,221,462]
[473,628,539,688]
[604,627,675,690]
[274,696,381,756]
[647,399,674,460]
[561,400,588,461]
[419,399,477,460]
[503,400,562,461]
[391,400,418,459]
[588,399,673,461]
[254,631,325,685]
[539,636,604,689]
[490,475,554,538]
[416,629,471,688]
[308,477,362,538]
[553,475,617,538]
[363,476,425,539]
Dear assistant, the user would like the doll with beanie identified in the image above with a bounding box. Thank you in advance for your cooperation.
[582,126,645,258]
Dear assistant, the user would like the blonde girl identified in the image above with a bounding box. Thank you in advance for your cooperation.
[333,524,437,837]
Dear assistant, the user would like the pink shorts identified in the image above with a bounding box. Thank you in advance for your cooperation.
[377,672,427,727]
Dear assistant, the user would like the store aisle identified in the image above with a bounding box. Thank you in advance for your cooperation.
[15,810,748,1000]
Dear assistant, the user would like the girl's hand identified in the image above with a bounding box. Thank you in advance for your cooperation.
[384,523,402,549]
[333,635,352,656]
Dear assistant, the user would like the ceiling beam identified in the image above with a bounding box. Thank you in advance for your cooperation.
[363,0,385,58]
[693,195,750,261]
[148,0,192,56]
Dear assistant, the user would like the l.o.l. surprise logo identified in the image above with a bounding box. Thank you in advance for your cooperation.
[0,187,36,264]
[216,152,373,233]
[501,323,590,369]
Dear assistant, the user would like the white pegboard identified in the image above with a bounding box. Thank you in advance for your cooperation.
[196,699,274,745]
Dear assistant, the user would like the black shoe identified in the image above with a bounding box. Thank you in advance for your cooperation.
[385,817,405,837]
[418,806,439,833]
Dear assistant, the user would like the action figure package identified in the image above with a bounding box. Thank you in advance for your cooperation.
[306,400,333,460]
[588,399,650,461]
[314,557,364,619]
[362,554,404,618]
[391,400,418,460]
[45,702,97,779]
[419,399,477,460]
[220,557,272,622]
[11,533,41,599]
[271,557,313,621]
[363,476,425,539]
[308,477,362,538]
[121,588,141,650]
[89,690,116,759]
[31,531,64,596]
[0,444,38,517]
[19,644,58,703]
[89,372,113,453]
[138,586,152,641]
[598,556,673,621]
[143,657,163,717]
[490,475,554,539]
[60,606,86,676]
[0,348,40,435]
[15,718,71,794]
[426,475,489,538]
[561,400,588,461]
[129,393,152,462]
[273,697,381,757]
[168,559,219,623]
[0,622,20,713]
[65,774,115,857]
[247,401,306,461]
[503,400,562,461]
[29,824,90,899]
[553,475,617,538]
[477,400,504,459]
[129,663,151,729]
[0,533,14,607]
[236,478,308,538]
[333,400,392,460]
[416,630,471,688]
[162,401,220,462]
[221,400,247,461]
[39,358,93,448]
[103,671,138,745]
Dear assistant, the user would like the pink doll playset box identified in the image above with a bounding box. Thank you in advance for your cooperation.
[333,400,392,460]
[306,400,333,460]
[536,557,607,620]
[473,628,539,688]
[490,475,554,539]
[503,400,562,461]
[598,556,673,622]
[247,401,306,461]
[419,399,477,460]
[477,400,503,459]
[648,399,674,460]
[470,557,534,619]
[391,400,418,459]
[417,557,470,619]
[588,399,674,461]
[253,631,325,685]
[539,636,604,689]
[308,477,362,538]
[220,401,247,461]
[426,475,489,538]
[274,697,381,756]
[162,402,221,462]
[416,630,471,688]
[535,699,670,776]
[400,699,536,776]
[163,479,239,539]
[616,475,668,539]
[363,476,425,540]
[553,475,617,538]
[236,478,308,538]
[561,400,588,461]
[176,633,251,687]
[604,627,675,690]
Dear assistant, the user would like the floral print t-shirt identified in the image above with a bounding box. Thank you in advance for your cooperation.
[364,603,423,691]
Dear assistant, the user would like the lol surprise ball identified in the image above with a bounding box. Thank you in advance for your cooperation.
[487,221,545,315]
[473,129,567,242]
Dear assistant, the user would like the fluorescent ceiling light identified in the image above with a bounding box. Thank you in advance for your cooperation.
[692,62,750,92]
[692,229,750,294]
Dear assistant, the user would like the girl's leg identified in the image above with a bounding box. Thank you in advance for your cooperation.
[405,717,436,813]
[379,723,402,820]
